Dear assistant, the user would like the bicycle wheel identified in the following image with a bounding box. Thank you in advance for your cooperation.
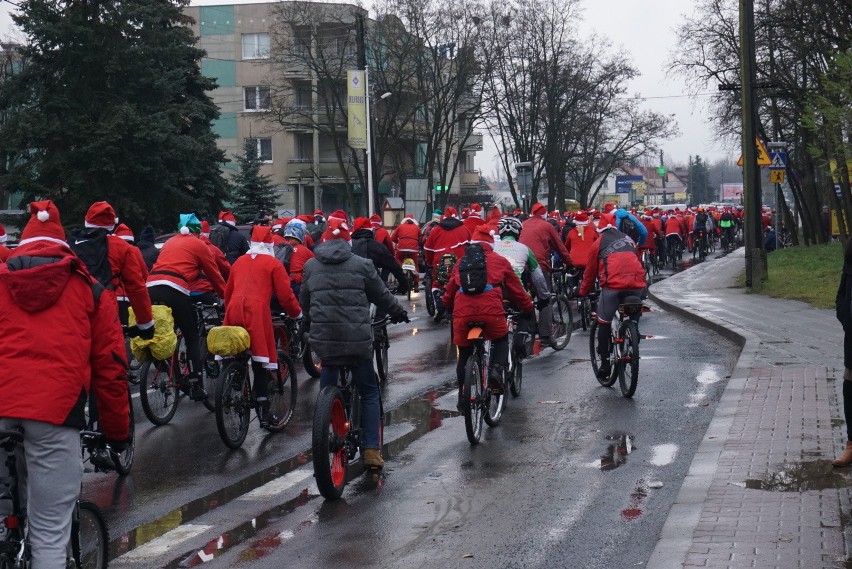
[302,342,322,378]
[265,351,297,432]
[70,501,108,569]
[549,295,573,351]
[579,298,589,331]
[618,320,640,398]
[112,390,135,475]
[312,386,348,500]
[407,273,413,301]
[215,360,251,449]
[509,353,523,397]
[374,330,389,383]
[462,350,485,444]
[201,340,218,412]
[139,357,179,426]
[589,320,617,387]
[484,362,506,427]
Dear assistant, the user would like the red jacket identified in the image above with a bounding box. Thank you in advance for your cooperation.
[224,252,301,365]
[639,219,661,251]
[463,216,485,235]
[580,229,646,296]
[564,225,599,268]
[147,233,226,297]
[442,244,534,342]
[390,220,421,253]
[287,244,314,285]
[0,245,9,262]
[423,217,470,266]
[0,241,128,439]
[106,235,153,325]
[520,216,571,272]
[187,235,231,294]
[374,226,394,255]
[664,216,685,237]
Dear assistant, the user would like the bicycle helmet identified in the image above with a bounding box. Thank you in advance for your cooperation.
[497,216,523,238]
[282,219,307,243]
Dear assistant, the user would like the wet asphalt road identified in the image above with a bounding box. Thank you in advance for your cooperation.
[101,250,740,569]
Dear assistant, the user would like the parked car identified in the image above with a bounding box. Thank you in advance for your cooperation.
[154,225,252,250]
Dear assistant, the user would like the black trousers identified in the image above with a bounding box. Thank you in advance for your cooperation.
[148,285,201,379]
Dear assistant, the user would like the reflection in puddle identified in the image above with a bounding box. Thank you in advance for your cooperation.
[650,443,678,466]
[737,460,852,492]
[621,485,647,521]
[599,434,635,471]
[685,365,724,408]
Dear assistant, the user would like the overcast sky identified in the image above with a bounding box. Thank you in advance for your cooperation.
[0,0,734,175]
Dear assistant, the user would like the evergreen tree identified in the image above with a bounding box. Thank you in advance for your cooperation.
[0,0,229,231]
[230,138,278,223]
[688,155,710,204]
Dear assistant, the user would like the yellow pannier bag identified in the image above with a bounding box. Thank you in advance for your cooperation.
[128,305,178,362]
[207,326,250,357]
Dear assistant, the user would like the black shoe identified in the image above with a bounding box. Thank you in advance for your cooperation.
[597,361,611,379]
[257,400,279,429]
[456,390,468,413]
[539,336,553,348]
[188,382,208,402]
[488,365,506,394]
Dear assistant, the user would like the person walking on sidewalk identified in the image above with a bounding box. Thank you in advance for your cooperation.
[833,239,852,466]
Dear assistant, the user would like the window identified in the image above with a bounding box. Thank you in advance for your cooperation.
[244,86,271,111]
[247,138,273,162]
[242,33,270,60]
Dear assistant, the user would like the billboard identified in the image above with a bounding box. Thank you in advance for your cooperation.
[347,71,367,149]
[615,175,646,195]
[721,183,744,200]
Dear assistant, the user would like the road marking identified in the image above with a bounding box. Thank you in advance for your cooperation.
[237,469,314,500]
[117,523,213,561]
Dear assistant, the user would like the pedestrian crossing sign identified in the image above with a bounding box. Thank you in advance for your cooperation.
[737,138,772,167]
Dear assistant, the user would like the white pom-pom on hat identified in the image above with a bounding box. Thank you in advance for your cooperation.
[489,229,496,236]
[333,228,341,236]
[180,226,190,235]
[37,210,49,222]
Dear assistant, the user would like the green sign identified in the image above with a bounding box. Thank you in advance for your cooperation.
[656,166,667,177]
[435,185,449,193]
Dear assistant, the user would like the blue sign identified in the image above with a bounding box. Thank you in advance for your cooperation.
[615,175,644,194]
[769,151,787,170]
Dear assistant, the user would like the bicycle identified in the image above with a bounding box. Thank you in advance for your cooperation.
[312,318,387,500]
[423,268,436,317]
[459,321,505,444]
[431,253,457,323]
[372,314,391,383]
[544,266,573,350]
[666,235,682,270]
[0,429,110,569]
[400,256,418,300]
[214,346,297,449]
[589,293,643,398]
[273,313,321,379]
[505,308,524,397]
[566,267,593,331]
[138,301,222,425]
[692,230,708,262]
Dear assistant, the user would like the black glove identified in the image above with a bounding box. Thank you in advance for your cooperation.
[137,325,155,341]
[535,297,551,310]
[107,438,130,453]
[391,311,410,324]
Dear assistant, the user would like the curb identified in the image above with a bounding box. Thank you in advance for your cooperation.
[644,277,762,568]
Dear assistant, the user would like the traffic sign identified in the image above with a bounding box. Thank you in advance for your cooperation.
[737,138,772,167]
[769,170,785,184]
[769,151,787,170]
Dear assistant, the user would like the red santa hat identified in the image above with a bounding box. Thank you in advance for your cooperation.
[470,203,483,218]
[326,217,351,241]
[313,209,325,218]
[114,223,134,242]
[19,200,67,247]
[297,214,313,224]
[369,214,382,227]
[200,220,211,236]
[443,207,458,219]
[596,213,617,232]
[218,210,237,226]
[574,212,590,226]
[470,224,496,246]
[603,203,616,214]
[250,225,274,244]
[353,217,373,232]
[402,214,418,225]
[0,223,6,244]
[329,209,348,222]
[85,201,119,230]
[461,207,471,219]
[530,202,546,217]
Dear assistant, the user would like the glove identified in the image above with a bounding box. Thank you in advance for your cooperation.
[391,311,410,324]
[137,325,155,341]
[107,438,130,453]
[535,297,551,310]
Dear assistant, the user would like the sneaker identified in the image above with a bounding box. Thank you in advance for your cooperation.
[188,382,208,402]
[539,336,553,348]
[257,399,279,429]
[597,360,611,379]
[456,389,468,413]
[363,448,384,468]
[488,365,506,394]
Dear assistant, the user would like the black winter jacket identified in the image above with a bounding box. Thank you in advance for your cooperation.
[350,228,407,291]
[300,239,406,365]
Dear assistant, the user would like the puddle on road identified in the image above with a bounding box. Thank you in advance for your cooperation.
[398,340,458,374]
[734,460,852,492]
[114,382,459,564]
[650,444,678,466]
[685,365,725,408]
[621,484,648,521]
[598,433,635,471]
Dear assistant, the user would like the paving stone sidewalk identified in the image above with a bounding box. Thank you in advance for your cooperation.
[646,248,849,569]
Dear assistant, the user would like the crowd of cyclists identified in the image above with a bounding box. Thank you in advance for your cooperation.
[0,193,758,565]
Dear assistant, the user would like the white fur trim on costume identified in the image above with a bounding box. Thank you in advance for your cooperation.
[137,321,154,330]
[84,221,116,230]
[37,210,49,222]
[0,234,6,243]
[332,228,340,235]
[18,236,70,248]
[119,235,134,242]
[574,221,589,226]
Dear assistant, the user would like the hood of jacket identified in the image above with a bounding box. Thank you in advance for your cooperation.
[139,225,156,244]
[351,228,375,241]
[439,217,463,230]
[313,238,353,264]
[0,241,79,313]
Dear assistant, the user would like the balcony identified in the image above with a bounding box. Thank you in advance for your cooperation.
[459,170,480,188]
[459,131,483,152]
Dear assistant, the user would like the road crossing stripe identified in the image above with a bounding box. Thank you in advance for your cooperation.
[117,523,213,561]
[236,469,314,500]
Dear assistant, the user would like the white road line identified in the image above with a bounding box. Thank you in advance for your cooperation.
[116,523,213,561]
[237,469,314,500]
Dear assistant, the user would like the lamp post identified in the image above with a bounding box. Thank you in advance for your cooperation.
[364,67,390,217]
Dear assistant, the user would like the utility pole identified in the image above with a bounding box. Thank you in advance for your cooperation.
[739,0,765,290]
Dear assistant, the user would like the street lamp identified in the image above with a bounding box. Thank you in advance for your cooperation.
[364,77,392,216]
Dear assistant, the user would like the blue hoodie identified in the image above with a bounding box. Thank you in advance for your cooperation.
[613,208,648,246]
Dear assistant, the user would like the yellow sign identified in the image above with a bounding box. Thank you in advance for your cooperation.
[674,192,687,201]
[832,210,850,237]
[736,138,772,167]
[769,170,785,184]
[347,70,367,149]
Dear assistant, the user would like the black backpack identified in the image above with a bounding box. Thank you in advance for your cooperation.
[274,243,294,272]
[70,230,114,289]
[209,223,230,254]
[458,243,489,295]
[620,216,641,244]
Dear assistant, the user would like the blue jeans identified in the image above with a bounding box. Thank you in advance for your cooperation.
[320,359,381,449]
